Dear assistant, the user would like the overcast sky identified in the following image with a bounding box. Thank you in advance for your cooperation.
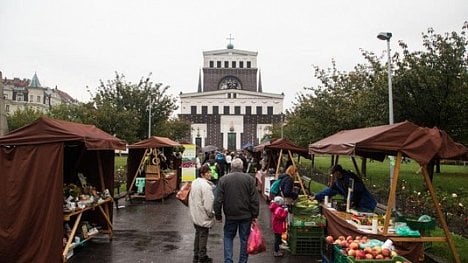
[1,0,466,111]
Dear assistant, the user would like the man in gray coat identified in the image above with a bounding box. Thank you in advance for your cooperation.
[214,158,259,263]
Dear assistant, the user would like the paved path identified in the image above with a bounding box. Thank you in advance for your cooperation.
[69,194,323,263]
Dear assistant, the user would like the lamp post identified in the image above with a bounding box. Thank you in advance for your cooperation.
[377,32,393,124]
[377,32,395,208]
[147,96,152,138]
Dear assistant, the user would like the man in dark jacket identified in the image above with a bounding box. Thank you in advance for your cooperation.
[313,165,377,212]
[214,158,259,263]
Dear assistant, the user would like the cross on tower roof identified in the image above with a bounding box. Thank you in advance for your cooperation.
[226,34,234,49]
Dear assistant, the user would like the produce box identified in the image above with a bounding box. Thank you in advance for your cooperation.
[288,235,322,256]
[288,224,325,238]
[347,255,411,263]
[333,245,350,263]
[395,213,435,235]
[291,214,326,227]
[333,245,412,263]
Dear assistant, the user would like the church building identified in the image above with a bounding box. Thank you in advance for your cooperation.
[179,41,284,151]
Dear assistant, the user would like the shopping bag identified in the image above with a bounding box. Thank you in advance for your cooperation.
[247,221,266,255]
[176,182,191,206]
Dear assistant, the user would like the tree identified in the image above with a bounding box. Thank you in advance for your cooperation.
[6,107,44,131]
[91,72,179,143]
[282,57,387,147]
[392,24,468,144]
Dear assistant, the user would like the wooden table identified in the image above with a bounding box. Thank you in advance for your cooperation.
[62,198,113,262]
[322,206,433,262]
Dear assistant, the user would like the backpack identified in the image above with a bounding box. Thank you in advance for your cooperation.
[270,178,283,196]
[209,163,219,179]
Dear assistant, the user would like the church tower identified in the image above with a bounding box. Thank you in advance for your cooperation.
[179,37,284,151]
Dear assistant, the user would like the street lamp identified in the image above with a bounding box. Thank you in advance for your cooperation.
[377,32,395,208]
[147,96,152,138]
[377,32,393,124]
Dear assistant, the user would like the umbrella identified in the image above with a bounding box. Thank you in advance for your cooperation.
[202,145,217,153]
[242,142,254,151]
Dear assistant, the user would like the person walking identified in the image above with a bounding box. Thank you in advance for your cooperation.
[214,158,259,263]
[189,164,216,263]
[269,196,288,257]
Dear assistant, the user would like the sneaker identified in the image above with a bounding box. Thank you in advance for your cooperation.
[279,244,289,251]
[274,251,284,257]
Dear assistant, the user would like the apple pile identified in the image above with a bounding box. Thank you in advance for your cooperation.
[325,235,399,260]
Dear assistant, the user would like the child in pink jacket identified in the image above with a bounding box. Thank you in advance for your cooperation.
[269,196,288,257]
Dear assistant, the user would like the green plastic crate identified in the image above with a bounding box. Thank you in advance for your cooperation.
[288,236,322,256]
[333,245,349,263]
[396,213,436,235]
[347,255,411,262]
[333,245,412,263]
[288,224,325,238]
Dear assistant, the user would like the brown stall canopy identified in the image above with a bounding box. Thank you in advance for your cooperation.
[127,136,181,149]
[0,117,126,263]
[309,121,468,165]
[254,137,310,158]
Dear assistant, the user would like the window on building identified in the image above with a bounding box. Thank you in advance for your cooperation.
[17,94,23,101]
[227,93,231,99]
[202,106,208,115]
[217,61,221,68]
[232,61,236,68]
[29,95,34,102]
[234,106,241,115]
[224,106,230,115]
[36,96,41,102]
[247,61,251,68]
[256,106,262,115]
[209,61,214,68]
[191,106,197,114]
[246,106,251,115]
[5,105,9,112]
[239,61,244,68]
[213,106,219,115]
[224,61,229,68]
[233,93,237,98]
[267,106,273,115]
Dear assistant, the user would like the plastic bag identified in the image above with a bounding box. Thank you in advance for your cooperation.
[175,182,191,206]
[247,221,266,255]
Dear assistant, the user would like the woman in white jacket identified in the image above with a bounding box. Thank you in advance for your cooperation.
[189,164,216,263]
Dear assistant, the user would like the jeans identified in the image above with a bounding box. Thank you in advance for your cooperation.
[274,233,282,252]
[194,224,210,261]
[223,218,251,263]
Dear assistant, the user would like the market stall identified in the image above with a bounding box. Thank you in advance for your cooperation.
[126,136,181,201]
[254,138,311,200]
[309,120,468,263]
[0,117,126,263]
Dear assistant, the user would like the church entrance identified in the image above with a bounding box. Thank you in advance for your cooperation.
[227,133,236,151]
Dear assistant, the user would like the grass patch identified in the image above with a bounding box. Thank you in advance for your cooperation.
[426,228,468,262]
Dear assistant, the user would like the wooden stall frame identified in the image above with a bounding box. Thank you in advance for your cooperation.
[382,152,461,263]
[273,148,306,196]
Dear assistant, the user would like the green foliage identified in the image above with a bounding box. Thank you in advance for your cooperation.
[393,24,468,144]
[285,23,468,147]
[6,107,44,131]
[90,72,179,143]
[155,118,191,141]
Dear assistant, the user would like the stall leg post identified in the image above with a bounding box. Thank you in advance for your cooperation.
[383,152,401,235]
[421,166,460,263]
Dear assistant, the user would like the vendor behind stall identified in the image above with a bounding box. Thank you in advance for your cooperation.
[312,165,377,212]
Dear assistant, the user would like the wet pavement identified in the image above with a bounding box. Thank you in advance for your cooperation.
[69,195,323,263]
